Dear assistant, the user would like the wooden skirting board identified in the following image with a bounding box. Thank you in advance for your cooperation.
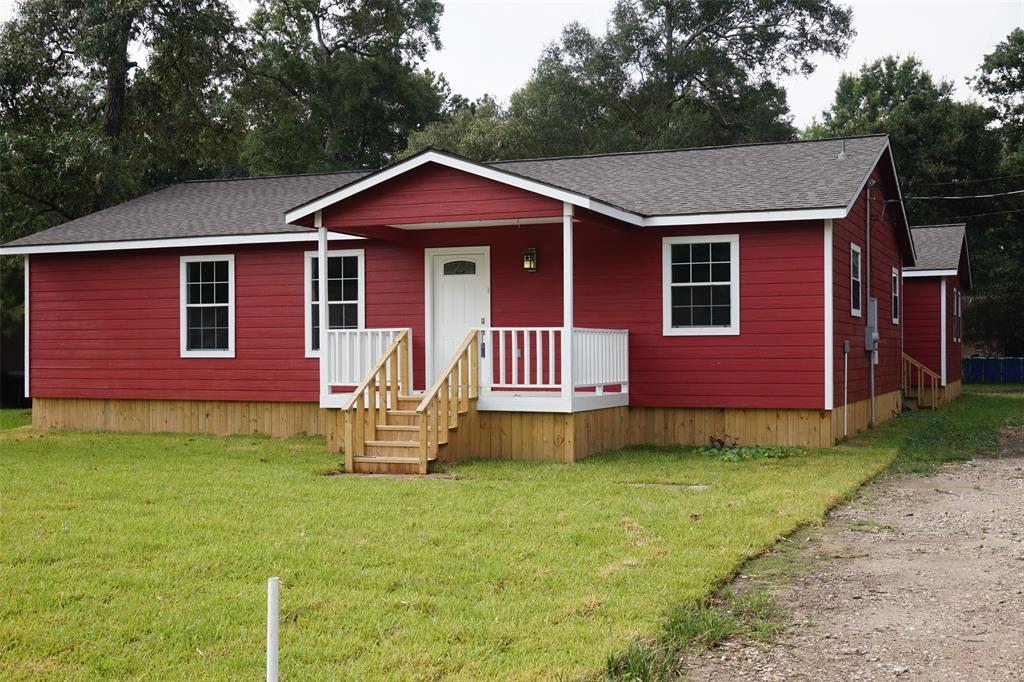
[32,393,907,462]
[31,397,344,450]
[942,380,962,403]
[830,390,902,442]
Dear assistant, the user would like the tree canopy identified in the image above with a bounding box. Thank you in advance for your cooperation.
[810,50,1023,354]
[0,2,1020,354]
[406,0,854,159]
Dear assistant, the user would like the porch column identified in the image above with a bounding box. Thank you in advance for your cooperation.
[317,213,329,406]
[561,202,573,405]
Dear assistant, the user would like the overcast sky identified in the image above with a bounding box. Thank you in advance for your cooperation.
[2,0,1021,127]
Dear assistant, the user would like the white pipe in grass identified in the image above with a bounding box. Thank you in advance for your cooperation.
[267,577,280,682]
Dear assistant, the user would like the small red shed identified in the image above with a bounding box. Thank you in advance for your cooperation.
[902,224,971,407]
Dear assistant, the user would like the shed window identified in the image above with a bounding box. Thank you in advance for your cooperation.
[850,244,862,317]
[305,250,365,356]
[180,255,234,357]
[663,235,740,336]
[891,267,900,324]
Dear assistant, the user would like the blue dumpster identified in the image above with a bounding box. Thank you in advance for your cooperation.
[1003,357,1024,383]
[964,357,985,383]
[984,357,1002,383]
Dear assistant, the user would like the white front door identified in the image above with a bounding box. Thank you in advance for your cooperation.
[428,248,490,382]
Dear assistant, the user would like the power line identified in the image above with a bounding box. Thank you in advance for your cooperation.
[905,188,1024,200]
[912,172,1024,187]
[943,207,1024,220]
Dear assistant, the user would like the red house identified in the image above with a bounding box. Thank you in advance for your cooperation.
[1,135,917,472]
[902,224,971,407]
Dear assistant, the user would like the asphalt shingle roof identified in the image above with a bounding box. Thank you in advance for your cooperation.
[495,135,888,216]
[3,170,369,247]
[3,134,891,248]
[908,224,967,271]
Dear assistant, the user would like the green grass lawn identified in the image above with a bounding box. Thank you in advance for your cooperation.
[0,419,894,680]
[2,391,1019,680]
[0,408,31,430]
[963,382,1024,394]
[850,391,1024,473]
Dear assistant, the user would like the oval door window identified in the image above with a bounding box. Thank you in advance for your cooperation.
[443,260,477,276]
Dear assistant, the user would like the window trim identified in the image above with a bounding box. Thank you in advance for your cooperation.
[850,243,863,318]
[953,287,960,342]
[303,249,366,358]
[180,254,235,358]
[891,266,900,325]
[662,234,740,337]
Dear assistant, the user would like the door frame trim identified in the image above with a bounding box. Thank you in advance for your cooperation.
[424,246,492,383]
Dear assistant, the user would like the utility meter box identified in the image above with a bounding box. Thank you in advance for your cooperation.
[864,298,879,352]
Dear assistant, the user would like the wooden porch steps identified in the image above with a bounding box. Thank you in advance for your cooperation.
[342,329,479,475]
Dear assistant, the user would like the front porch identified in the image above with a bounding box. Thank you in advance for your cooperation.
[291,155,636,471]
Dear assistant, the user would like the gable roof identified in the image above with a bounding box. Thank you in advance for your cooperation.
[2,134,904,253]
[906,223,971,286]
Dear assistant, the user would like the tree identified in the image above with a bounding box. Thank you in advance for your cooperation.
[810,54,1022,354]
[973,27,1024,150]
[238,0,452,172]
[0,0,246,350]
[407,0,854,159]
[969,29,1024,354]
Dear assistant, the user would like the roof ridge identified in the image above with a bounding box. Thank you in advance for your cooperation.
[183,169,369,184]
[910,223,967,230]
[488,134,889,165]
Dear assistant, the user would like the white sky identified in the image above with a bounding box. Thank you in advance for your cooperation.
[2,0,1022,127]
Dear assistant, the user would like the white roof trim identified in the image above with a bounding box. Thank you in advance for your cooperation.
[0,230,362,256]
[903,268,958,278]
[645,207,847,227]
[844,138,915,263]
[283,149,646,226]
[390,216,562,230]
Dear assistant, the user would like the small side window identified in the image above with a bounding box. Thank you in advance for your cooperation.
[891,267,900,324]
[850,244,862,317]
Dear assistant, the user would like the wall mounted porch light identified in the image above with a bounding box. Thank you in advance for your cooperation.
[522,247,538,272]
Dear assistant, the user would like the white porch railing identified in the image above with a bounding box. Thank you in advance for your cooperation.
[572,328,629,392]
[477,326,628,409]
[324,328,412,387]
[479,327,564,390]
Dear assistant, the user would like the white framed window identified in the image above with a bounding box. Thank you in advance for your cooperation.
[304,249,365,357]
[180,254,235,358]
[891,267,900,324]
[662,234,740,336]
[850,244,862,317]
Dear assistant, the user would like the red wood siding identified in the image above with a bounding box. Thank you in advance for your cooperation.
[30,243,318,401]
[903,277,941,375]
[362,224,565,391]
[832,169,905,406]
[28,218,826,408]
[321,164,562,228]
[574,219,827,409]
[946,275,962,384]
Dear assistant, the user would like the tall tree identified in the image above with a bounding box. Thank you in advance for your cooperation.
[239,0,451,172]
[809,54,1021,353]
[968,29,1024,354]
[407,0,854,159]
[0,0,246,347]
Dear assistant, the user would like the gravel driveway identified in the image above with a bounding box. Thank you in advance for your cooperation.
[686,426,1024,681]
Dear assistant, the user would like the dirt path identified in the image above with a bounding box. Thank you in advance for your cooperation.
[686,427,1024,681]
